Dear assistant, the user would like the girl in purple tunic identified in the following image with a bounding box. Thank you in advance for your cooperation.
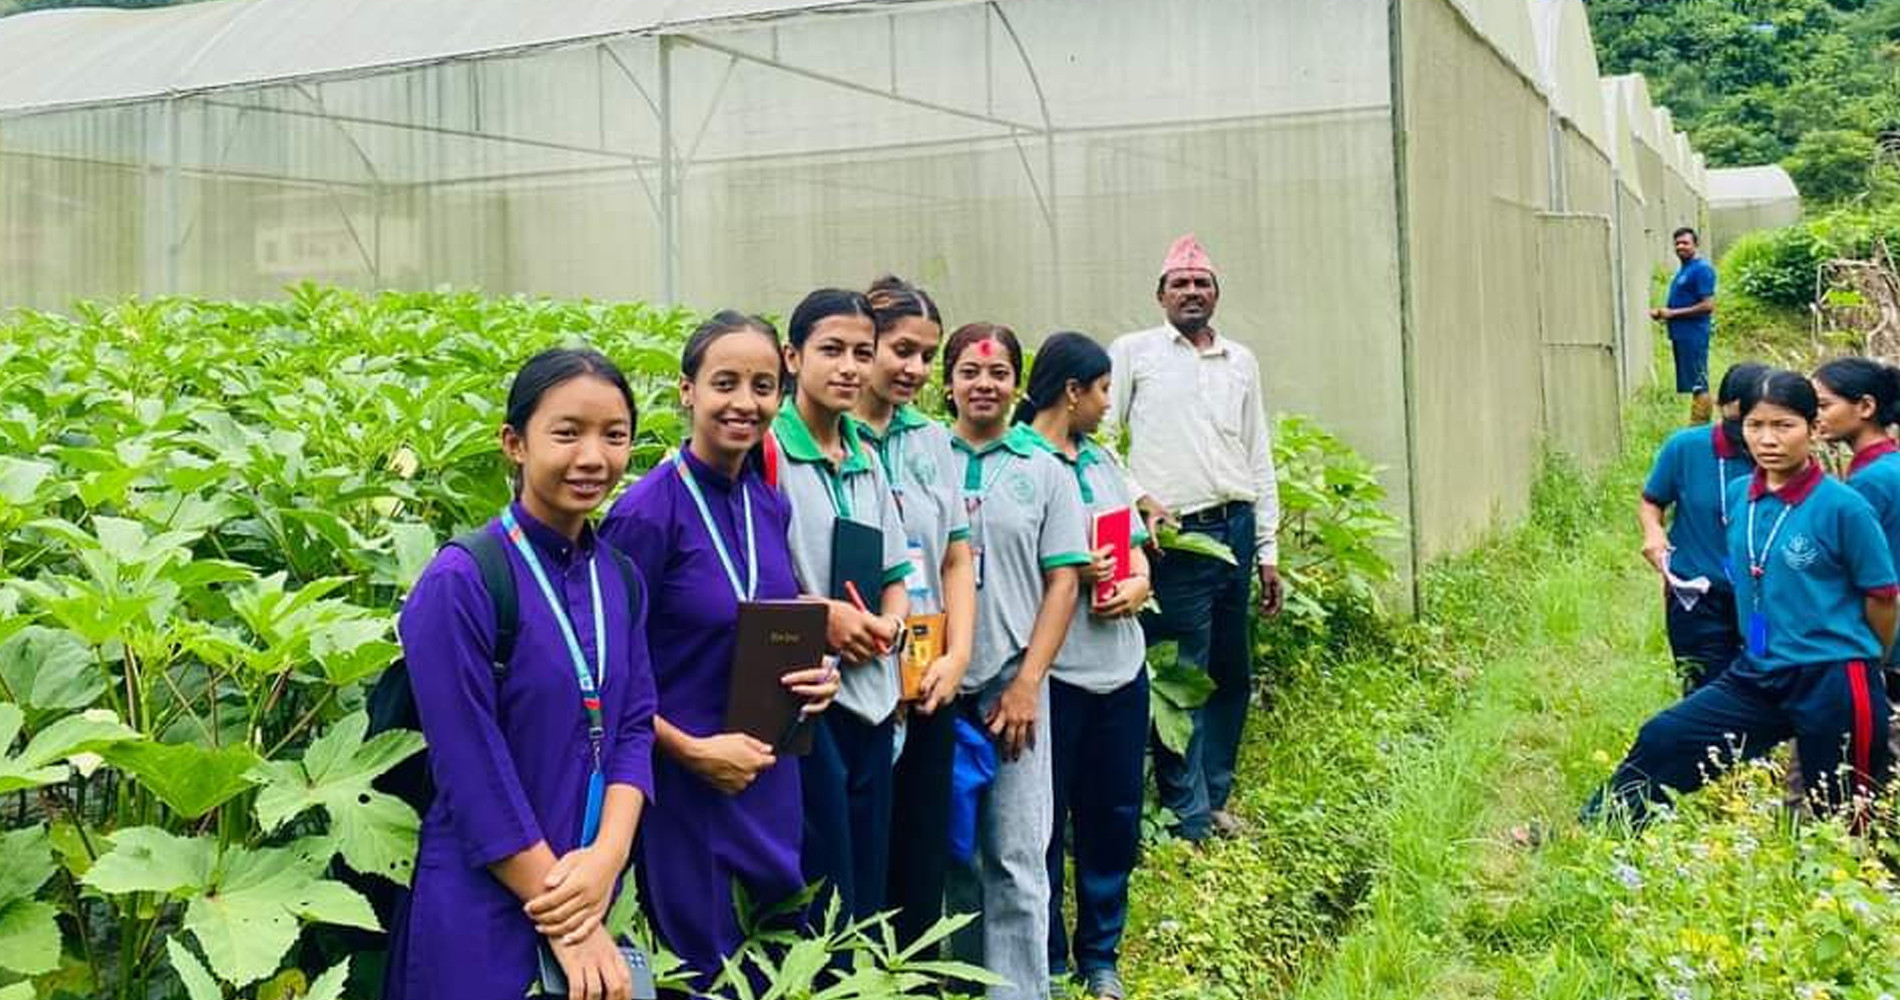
[603,313,840,992]
[388,348,658,1000]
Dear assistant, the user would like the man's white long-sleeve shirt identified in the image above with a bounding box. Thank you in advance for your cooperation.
[1104,324,1280,567]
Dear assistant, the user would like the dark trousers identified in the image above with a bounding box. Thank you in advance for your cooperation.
[1141,501,1257,840]
[1663,585,1741,692]
[801,711,894,921]
[1046,673,1148,977]
[1588,660,1889,825]
[886,702,957,953]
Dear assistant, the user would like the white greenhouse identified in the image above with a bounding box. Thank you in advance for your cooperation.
[0,0,1709,594]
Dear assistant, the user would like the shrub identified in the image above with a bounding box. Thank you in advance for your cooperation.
[1566,758,1900,999]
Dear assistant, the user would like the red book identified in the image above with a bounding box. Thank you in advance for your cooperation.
[1092,506,1134,606]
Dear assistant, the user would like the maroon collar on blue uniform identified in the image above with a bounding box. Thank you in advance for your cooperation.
[1711,422,1740,460]
[1747,459,1824,504]
[1848,438,1899,478]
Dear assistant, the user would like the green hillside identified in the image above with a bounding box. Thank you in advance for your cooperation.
[1588,0,1900,202]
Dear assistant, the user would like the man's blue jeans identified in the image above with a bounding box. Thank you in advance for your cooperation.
[1141,502,1257,841]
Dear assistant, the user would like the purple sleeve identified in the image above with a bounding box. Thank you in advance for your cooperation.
[605,553,658,798]
[399,548,543,867]
[602,483,671,586]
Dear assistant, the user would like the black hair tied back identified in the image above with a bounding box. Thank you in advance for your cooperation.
[1814,356,1900,428]
[1013,331,1111,426]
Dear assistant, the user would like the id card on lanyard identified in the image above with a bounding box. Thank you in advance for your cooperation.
[1743,497,1795,658]
[500,508,609,847]
[963,450,1013,590]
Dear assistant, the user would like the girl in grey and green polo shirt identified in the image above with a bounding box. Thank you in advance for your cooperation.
[940,322,1088,1000]
[855,276,979,955]
[773,288,911,923]
[1017,333,1153,1000]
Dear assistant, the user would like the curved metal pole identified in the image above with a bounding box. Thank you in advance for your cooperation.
[989,3,1061,319]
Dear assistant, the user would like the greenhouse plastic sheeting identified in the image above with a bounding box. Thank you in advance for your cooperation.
[1400,0,1550,559]
[1530,0,1610,157]
[0,0,1712,596]
[1709,165,1800,258]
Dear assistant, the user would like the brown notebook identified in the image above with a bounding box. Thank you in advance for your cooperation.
[724,599,829,756]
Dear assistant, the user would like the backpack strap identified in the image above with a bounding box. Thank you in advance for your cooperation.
[446,528,519,672]
[603,542,643,621]
[761,429,781,490]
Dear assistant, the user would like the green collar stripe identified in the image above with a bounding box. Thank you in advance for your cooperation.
[1020,428,1102,504]
[773,402,873,474]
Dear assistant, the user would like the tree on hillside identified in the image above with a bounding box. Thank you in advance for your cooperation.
[1589,0,1900,205]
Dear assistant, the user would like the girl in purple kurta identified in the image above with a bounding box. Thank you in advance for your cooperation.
[603,312,839,993]
[387,348,657,1000]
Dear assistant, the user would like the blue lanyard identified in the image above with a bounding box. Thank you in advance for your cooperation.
[673,452,758,602]
[499,507,608,846]
[1743,497,1795,606]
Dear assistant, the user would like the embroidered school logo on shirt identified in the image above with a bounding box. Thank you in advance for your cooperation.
[1783,534,1819,572]
[1006,471,1036,505]
[907,453,938,489]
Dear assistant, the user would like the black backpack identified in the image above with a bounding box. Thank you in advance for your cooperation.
[352,527,641,925]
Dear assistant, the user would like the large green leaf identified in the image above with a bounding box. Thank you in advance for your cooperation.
[0,900,60,977]
[81,827,215,896]
[0,626,104,714]
[183,839,376,987]
[1148,642,1215,756]
[0,455,53,506]
[387,521,439,591]
[0,827,59,977]
[165,937,222,1000]
[0,828,56,905]
[103,741,262,819]
[309,618,401,687]
[251,712,423,885]
[0,981,35,1000]
[0,704,139,794]
[1156,524,1238,566]
[303,957,352,1000]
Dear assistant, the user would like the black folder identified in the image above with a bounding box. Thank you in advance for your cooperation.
[830,516,885,607]
[724,600,828,756]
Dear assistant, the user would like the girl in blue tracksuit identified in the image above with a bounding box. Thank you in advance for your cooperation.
[1590,369,1899,824]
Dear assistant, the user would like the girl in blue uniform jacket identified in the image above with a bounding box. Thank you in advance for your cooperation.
[1639,362,1767,690]
[1589,369,1899,826]
[1813,357,1900,626]
[389,348,656,1000]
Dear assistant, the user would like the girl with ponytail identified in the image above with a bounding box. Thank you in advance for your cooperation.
[851,276,979,955]
[1815,356,1900,679]
[1017,332,1151,1000]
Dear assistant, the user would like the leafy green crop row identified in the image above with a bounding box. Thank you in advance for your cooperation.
[0,285,695,1000]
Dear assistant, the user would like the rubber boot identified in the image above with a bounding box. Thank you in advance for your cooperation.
[1689,393,1713,425]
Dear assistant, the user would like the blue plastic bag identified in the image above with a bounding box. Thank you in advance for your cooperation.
[948,716,998,865]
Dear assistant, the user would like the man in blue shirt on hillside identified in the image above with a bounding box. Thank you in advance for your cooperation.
[1652,226,1718,424]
